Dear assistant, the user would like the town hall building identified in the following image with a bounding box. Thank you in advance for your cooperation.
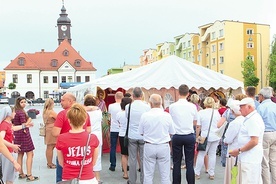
[4,4,96,100]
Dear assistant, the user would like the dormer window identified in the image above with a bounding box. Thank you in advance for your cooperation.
[51,59,58,67]
[74,59,81,67]
[63,49,69,56]
[18,57,25,66]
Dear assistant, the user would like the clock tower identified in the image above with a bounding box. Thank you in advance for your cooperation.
[57,4,71,45]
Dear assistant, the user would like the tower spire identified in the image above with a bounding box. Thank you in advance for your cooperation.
[57,1,71,45]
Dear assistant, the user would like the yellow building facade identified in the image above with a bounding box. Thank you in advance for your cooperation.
[140,20,270,91]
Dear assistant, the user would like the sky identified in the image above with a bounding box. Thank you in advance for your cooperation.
[0,0,275,78]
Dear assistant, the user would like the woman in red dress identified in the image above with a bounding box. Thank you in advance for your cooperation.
[13,96,39,181]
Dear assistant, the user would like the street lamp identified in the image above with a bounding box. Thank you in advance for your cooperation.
[249,33,263,88]
[200,46,211,69]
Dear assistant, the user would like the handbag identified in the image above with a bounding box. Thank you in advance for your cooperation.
[57,133,91,184]
[216,109,231,139]
[39,123,46,137]
[197,107,214,151]
[124,103,132,147]
[215,120,228,138]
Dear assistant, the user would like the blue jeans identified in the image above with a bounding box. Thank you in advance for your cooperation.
[110,132,119,168]
[56,157,62,183]
[220,140,228,167]
[172,134,196,184]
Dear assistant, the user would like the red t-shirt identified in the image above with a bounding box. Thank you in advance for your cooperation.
[54,109,91,134]
[56,132,99,180]
[0,121,14,153]
[218,107,227,116]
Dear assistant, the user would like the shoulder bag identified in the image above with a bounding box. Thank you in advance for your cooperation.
[124,103,132,147]
[57,133,91,184]
[215,109,230,138]
[39,120,46,137]
[197,108,214,151]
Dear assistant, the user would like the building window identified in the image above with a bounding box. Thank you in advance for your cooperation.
[75,59,81,67]
[220,70,224,74]
[212,45,216,52]
[183,53,186,59]
[68,76,72,82]
[85,76,90,82]
[63,50,69,56]
[192,56,195,62]
[44,91,49,99]
[219,43,224,50]
[211,32,216,40]
[53,76,57,83]
[197,43,201,50]
[18,57,25,66]
[192,45,195,51]
[219,56,224,63]
[247,55,254,61]
[61,76,66,83]
[188,41,191,47]
[183,42,186,48]
[76,76,81,82]
[212,58,216,65]
[51,59,58,67]
[27,74,32,83]
[247,42,254,48]
[219,29,224,37]
[198,55,201,62]
[166,48,169,54]
[44,76,48,83]
[12,74,18,83]
[162,50,165,55]
[246,29,253,35]
[188,52,191,58]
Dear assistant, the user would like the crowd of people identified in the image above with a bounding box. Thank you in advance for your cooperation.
[0,85,275,184]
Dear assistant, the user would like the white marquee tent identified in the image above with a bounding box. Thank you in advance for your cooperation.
[68,55,244,102]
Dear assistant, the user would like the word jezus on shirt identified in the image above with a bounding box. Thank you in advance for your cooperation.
[67,146,91,157]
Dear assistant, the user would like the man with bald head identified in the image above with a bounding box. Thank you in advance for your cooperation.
[52,92,91,183]
[139,94,175,184]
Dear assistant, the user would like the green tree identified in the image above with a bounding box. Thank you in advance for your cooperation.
[8,82,16,89]
[241,53,259,87]
[269,35,276,90]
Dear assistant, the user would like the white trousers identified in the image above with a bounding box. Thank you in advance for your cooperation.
[194,140,219,176]
[143,143,171,184]
[240,162,262,184]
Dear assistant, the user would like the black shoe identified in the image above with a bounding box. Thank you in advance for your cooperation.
[137,168,141,172]
[109,167,115,171]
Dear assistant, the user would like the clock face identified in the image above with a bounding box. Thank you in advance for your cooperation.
[61,25,67,31]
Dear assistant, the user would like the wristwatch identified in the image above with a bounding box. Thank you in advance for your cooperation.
[238,148,242,154]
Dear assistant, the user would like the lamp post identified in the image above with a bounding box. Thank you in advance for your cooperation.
[200,46,211,69]
[249,33,263,88]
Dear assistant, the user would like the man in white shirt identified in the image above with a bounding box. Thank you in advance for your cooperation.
[230,97,264,184]
[126,87,150,184]
[139,94,175,184]
[169,84,198,184]
[108,91,123,171]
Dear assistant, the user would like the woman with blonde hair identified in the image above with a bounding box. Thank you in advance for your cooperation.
[195,97,221,180]
[56,103,99,183]
[43,98,57,169]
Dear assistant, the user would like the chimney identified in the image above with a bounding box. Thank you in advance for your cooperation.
[41,49,45,52]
